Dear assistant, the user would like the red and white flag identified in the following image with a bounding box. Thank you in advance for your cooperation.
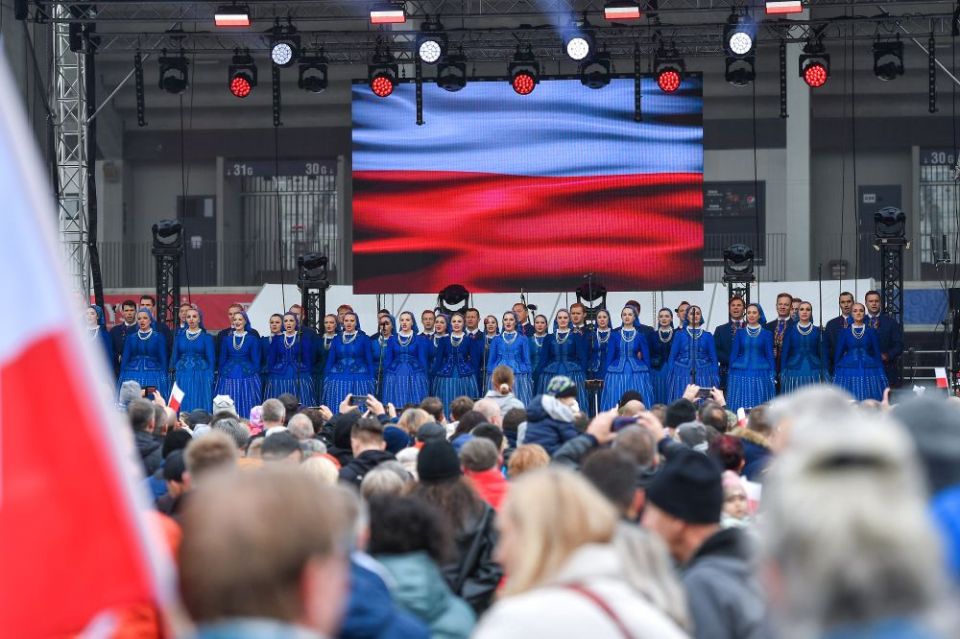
[169,382,185,413]
[0,56,170,635]
[935,367,950,389]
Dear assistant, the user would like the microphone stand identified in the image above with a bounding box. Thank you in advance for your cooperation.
[818,263,827,383]
[690,322,699,387]
[481,336,491,395]
[376,330,386,398]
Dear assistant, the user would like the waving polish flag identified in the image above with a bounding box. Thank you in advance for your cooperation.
[0,57,169,635]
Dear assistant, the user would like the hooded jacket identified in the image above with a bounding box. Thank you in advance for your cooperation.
[682,527,772,639]
[134,430,163,476]
[730,427,772,481]
[375,551,476,639]
[338,449,396,487]
[520,395,579,455]
[465,468,509,512]
[339,558,430,639]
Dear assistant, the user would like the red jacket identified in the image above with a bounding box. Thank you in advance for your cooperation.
[466,468,509,512]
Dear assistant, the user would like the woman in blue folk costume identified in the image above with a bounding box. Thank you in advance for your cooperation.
[600,306,654,410]
[171,307,215,413]
[647,308,677,406]
[478,314,500,392]
[535,308,588,410]
[372,313,395,396]
[118,308,170,399]
[261,313,283,386]
[85,304,114,373]
[424,313,449,373]
[265,312,316,405]
[529,314,550,374]
[727,303,776,413]
[383,311,430,408]
[833,302,888,401]
[214,310,262,418]
[666,305,720,403]
[431,312,481,417]
[586,309,613,381]
[322,311,376,408]
[486,311,533,405]
[312,314,338,398]
[780,300,829,393]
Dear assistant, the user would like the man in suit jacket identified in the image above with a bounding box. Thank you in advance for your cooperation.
[713,296,746,391]
[625,299,655,335]
[764,292,795,379]
[109,299,139,375]
[824,291,855,373]
[512,302,536,337]
[865,290,904,386]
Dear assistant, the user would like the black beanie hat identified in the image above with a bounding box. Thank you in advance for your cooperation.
[417,440,463,483]
[665,399,698,429]
[646,450,723,524]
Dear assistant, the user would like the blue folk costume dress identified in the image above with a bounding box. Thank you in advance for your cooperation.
[87,305,115,373]
[647,324,677,406]
[382,321,431,408]
[421,314,450,374]
[312,329,337,396]
[322,321,376,408]
[600,319,655,410]
[264,320,316,406]
[833,324,888,401]
[371,316,395,396]
[118,309,170,399]
[170,313,216,414]
[486,318,533,405]
[587,327,613,382]
[214,312,263,418]
[666,325,720,403]
[535,324,589,410]
[529,332,548,375]
[260,330,281,386]
[779,322,829,393]
[727,325,776,412]
[431,331,482,415]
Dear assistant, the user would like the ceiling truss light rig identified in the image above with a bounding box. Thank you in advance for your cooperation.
[368,46,398,97]
[270,20,300,67]
[564,20,595,62]
[228,50,257,97]
[873,36,904,81]
[654,46,685,94]
[158,51,189,94]
[508,45,540,95]
[437,51,467,92]
[417,18,447,64]
[580,51,611,89]
[799,38,830,88]
[298,51,328,93]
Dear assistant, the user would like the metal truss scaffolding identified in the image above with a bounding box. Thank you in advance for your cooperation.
[53,4,89,297]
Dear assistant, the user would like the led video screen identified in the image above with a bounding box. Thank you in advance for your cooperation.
[351,76,704,293]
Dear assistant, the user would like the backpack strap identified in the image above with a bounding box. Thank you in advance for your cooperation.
[562,583,634,639]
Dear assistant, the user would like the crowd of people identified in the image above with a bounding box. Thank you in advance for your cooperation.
[92,289,901,426]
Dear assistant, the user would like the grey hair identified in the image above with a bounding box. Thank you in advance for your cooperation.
[459,437,499,472]
[762,404,949,638]
[360,464,411,500]
[261,398,286,424]
[300,439,327,456]
[287,413,315,442]
[212,417,250,449]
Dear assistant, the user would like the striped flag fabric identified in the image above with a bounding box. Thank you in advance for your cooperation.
[169,382,185,413]
[0,55,169,635]
[935,367,949,389]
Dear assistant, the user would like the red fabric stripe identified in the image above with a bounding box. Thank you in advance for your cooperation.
[353,170,704,293]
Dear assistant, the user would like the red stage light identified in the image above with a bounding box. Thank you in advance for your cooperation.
[657,69,682,93]
[803,62,828,87]
[370,74,395,97]
[512,72,536,95]
[230,74,252,98]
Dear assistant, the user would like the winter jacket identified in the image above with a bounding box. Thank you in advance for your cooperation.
[472,543,688,639]
[682,527,772,639]
[197,619,321,639]
[730,428,772,481]
[931,483,960,584]
[521,395,579,455]
[134,431,163,476]
[550,434,600,469]
[338,449,396,487]
[375,551,476,639]
[338,557,430,639]
[441,503,502,615]
[465,468,509,511]
[483,390,525,416]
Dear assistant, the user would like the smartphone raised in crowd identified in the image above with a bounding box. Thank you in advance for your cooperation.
[349,394,369,407]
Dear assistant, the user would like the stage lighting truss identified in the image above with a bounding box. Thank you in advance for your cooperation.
[654,45,685,94]
[509,45,540,95]
[580,51,611,89]
[158,52,189,94]
[270,20,300,68]
[369,47,398,97]
[437,51,467,92]
[417,19,447,64]
[228,50,257,98]
[298,51,328,93]
[724,13,756,57]
[564,21,595,62]
[723,243,755,280]
[873,36,904,82]
[799,37,829,88]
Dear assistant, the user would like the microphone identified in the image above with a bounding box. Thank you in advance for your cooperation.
[907,346,917,386]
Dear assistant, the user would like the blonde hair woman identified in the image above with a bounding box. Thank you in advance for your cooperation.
[473,468,688,639]
[397,407,431,437]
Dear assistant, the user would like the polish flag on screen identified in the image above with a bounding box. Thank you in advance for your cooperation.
[0,56,169,635]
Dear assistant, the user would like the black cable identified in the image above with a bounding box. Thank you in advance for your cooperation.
[274,119,287,313]
[850,18,860,295]
[751,74,760,298]
[839,23,848,293]
[178,94,192,304]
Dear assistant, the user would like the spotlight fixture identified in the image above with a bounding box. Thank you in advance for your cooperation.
[580,51,611,89]
[368,48,398,98]
[564,24,595,62]
[214,4,250,27]
[270,21,300,68]
[724,14,755,57]
[799,39,830,88]
[370,2,405,24]
[765,1,803,15]
[654,46,685,94]
[723,243,755,279]
[874,206,906,239]
[725,56,755,86]
[604,1,641,21]
[298,51,328,93]
[416,18,447,64]
[437,52,467,92]
[508,46,540,95]
[228,50,257,98]
[873,37,904,82]
[158,52,189,94]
